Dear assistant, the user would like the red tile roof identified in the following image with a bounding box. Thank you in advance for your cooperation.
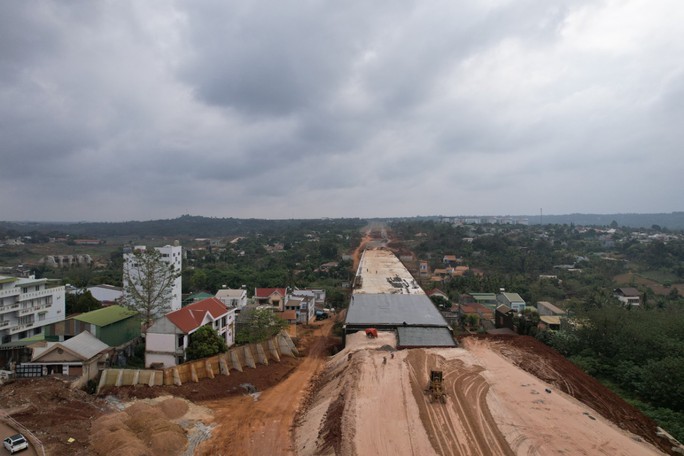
[254,288,287,298]
[166,297,228,334]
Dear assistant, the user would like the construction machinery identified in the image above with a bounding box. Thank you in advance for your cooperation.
[365,328,378,338]
[426,370,446,403]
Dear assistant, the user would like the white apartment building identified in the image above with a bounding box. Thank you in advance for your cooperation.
[123,244,182,313]
[0,275,65,344]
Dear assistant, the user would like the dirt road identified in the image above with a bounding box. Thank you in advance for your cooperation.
[197,317,338,456]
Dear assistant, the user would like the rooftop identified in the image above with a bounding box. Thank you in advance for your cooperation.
[73,305,138,327]
[346,294,449,327]
[396,326,457,348]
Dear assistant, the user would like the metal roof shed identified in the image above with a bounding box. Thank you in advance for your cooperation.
[396,327,457,349]
[345,294,449,328]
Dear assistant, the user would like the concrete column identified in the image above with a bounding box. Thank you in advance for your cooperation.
[256,344,268,365]
[219,355,230,376]
[230,349,243,372]
[243,346,256,368]
[268,339,281,362]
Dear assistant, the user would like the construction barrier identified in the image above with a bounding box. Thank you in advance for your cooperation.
[97,331,297,393]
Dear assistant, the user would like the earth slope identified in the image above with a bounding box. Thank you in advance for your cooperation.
[294,331,667,455]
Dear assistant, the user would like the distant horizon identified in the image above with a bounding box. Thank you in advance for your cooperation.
[2,211,683,225]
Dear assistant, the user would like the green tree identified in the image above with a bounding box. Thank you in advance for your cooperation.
[429,295,451,310]
[186,325,227,361]
[123,248,181,328]
[236,307,290,344]
[65,290,100,315]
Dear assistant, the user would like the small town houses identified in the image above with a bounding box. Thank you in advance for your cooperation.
[145,297,236,368]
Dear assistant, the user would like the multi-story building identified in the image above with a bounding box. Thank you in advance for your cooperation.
[0,275,65,344]
[145,297,236,367]
[123,244,182,313]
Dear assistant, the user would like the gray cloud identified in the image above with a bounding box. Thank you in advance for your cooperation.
[1,0,682,221]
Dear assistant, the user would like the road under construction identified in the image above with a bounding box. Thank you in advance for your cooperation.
[344,248,457,349]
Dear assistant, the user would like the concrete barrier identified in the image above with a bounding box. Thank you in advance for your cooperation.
[97,331,297,393]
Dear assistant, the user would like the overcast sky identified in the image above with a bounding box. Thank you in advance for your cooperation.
[1,1,683,222]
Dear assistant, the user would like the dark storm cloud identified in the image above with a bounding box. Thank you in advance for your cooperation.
[0,0,682,221]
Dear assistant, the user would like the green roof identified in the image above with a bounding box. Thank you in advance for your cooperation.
[73,305,138,327]
[0,333,48,349]
[183,292,214,304]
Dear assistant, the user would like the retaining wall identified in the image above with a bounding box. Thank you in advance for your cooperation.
[97,331,298,393]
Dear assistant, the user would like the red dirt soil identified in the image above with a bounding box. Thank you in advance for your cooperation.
[465,334,672,455]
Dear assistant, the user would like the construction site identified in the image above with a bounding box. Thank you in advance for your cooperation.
[0,239,679,455]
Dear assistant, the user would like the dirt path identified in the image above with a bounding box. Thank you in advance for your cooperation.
[196,318,338,456]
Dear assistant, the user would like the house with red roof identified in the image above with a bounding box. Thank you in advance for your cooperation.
[144,297,236,368]
[254,287,288,310]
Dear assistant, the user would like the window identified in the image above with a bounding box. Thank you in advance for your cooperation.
[177,335,184,348]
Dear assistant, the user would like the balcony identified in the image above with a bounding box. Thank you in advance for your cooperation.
[0,288,20,299]
[17,304,51,316]
[0,321,10,328]
[9,323,34,334]
[20,287,63,301]
[0,303,20,314]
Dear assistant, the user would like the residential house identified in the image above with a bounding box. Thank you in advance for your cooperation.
[26,331,110,388]
[447,265,470,277]
[215,288,248,310]
[459,303,494,323]
[290,288,326,308]
[614,287,641,307]
[418,261,430,277]
[538,316,561,331]
[461,293,498,308]
[280,310,298,325]
[284,296,315,324]
[442,255,459,265]
[45,305,140,348]
[497,292,526,313]
[536,301,566,317]
[0,275,65,344]
[145,298,236,368]
[183,292,214,307]
[123,244,183,312]
[426,289,449,302]
[254,288,287,310]
[495,305,515,330]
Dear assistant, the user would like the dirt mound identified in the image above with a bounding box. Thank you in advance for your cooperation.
[0,376,113,455]
[90,398,191,456]
[159,397,189,419]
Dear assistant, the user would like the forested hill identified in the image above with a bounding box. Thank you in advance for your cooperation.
[0,215,367,238]
[525,212,684,230]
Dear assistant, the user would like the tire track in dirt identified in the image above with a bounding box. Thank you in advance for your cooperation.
[405,350,514,456]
